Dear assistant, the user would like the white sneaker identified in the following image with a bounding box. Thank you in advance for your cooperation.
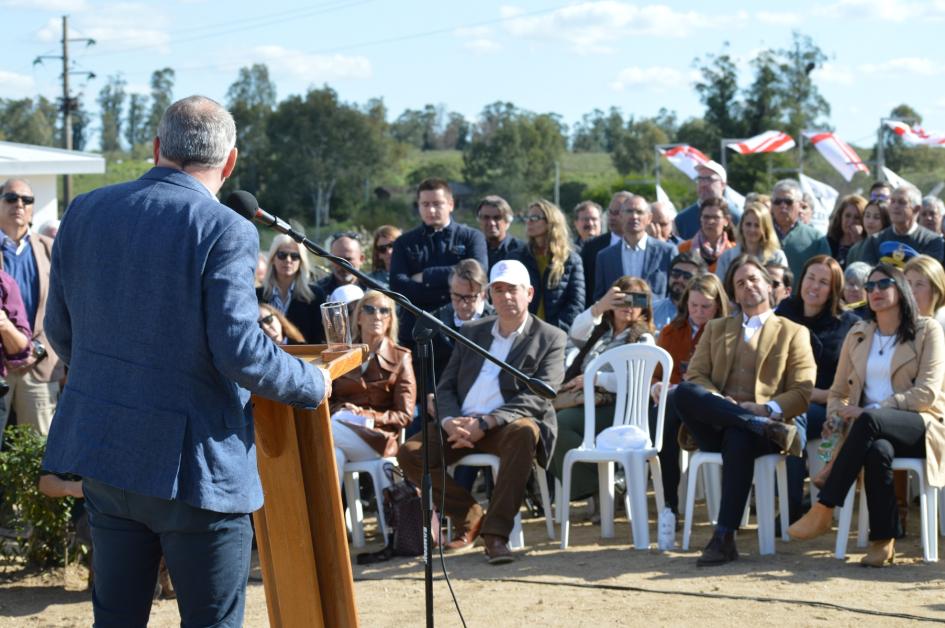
[658,507,676,550]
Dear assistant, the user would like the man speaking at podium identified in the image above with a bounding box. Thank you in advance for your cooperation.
[42,96,330,627]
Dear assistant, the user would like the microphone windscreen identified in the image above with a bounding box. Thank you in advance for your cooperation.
[224,190,258,221]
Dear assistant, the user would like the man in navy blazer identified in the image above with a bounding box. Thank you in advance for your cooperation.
[43,96,330,627]
[593,194,677,301]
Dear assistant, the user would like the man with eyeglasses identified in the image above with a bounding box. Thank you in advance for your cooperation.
[0,179,63,437]
[477,195,525,271]
[769,179,830,282]
[316,233,366,295]
[431,259,495,378]
[390,178,488,349]
[858,183,944,265]
[580,191,631,298]
[764,262,793,308]
[592,194,677,300]
[674,161,743,241]
[652,252,707,331]
[572,200,602,250]
[397,259,566,565]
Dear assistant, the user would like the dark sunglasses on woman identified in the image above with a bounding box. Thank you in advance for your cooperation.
[362,304,392,317]
[275,251,301,261]
[258,314,275,326]
[864,278,896,293]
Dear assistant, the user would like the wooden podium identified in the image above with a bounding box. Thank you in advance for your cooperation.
[251,344,366,628]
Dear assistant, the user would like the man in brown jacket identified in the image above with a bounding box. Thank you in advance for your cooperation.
[0,179,64,436]
[672,254,815,565]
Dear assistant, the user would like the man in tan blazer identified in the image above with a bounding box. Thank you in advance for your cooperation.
[671,254,815,565]
[0,179,65,436]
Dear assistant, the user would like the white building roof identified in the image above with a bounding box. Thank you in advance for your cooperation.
[0,141,106,176]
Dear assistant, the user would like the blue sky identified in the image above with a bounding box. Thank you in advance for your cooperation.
[2,0,944,151]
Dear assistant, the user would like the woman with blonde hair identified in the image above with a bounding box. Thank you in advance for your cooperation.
[827,194,867,268]
[257,233,323,343]
[715,201,786,280]
[512,199,585,331]
[330,290,416,486]
[905,254,945,329]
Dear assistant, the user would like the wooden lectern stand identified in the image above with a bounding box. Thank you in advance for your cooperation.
[251,344,367,628]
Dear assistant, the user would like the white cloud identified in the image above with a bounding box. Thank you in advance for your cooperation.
[37,5,170,52]
[455,27,501,54]
[610,66,685,91]
[812,62,855,86]
[859,57,941,76]
[816,0,945,22]
[500,2,745,53]
[0,70,36,97]
[252,46,372,81]
[2,0,88,10]
[755,10,801,25]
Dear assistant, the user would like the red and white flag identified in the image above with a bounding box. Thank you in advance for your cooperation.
[885,120,945,146]
[659,144,710,179]
[804,132,870,182]
[727,130,795,154]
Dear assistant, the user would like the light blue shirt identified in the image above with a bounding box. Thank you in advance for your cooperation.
[620,234,648,279]
[653,296,677,331]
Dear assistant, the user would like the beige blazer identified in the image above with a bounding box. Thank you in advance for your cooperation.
[828,317,945,487]
[684,313,815,420]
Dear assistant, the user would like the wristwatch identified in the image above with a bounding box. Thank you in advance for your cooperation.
[476,416,490,433]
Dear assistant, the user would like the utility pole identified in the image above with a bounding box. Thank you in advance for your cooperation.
[34,15,94,210]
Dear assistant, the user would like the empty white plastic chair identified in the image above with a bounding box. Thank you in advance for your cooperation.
[343,457,398,548]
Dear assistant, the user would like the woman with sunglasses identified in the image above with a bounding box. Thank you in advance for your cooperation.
[775,255,860,521]
[550,276,655,501]
[368,225,401,289]
[788,264,945,566]
[256,234,323,343]
[330,291,416,486]
[715,202,787,282]
[257,303,305,345]
[511,199,585,331]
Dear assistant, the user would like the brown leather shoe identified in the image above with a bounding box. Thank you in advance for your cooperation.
[445,516,483,552]
[860,539,895,567]
[482,534,514,565]
[787,502,834,540]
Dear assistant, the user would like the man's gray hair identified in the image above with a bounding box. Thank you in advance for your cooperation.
[157,96,236,169]
[772,178,802,198]
[922,195,944,213]
[844,261,871,287]
[895,183,922,208]
[651,200,677,218]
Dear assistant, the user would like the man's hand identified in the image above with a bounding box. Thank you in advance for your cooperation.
[561,374,584,392]
[739,401,769,417]
[411,272,424,282]
[836,405,864,421]
[442,417,485,449]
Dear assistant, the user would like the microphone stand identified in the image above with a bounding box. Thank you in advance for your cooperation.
[227,192,556,628]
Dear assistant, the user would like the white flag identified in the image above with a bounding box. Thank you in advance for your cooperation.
[804,132,870,182]
[723,187,746,213]
[799,174,838,235]
[885,120,945,146]
[659,145,710,180]
[655,183,673,208]
[881,167,914,190]
[727,130,795,154]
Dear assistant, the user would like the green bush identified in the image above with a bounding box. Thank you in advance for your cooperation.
[0,426,77,567]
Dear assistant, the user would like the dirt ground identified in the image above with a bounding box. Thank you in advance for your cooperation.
[2,501,945,627]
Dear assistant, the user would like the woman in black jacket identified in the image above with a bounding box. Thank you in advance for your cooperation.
[256,234,324,343]
[513,199,585,331]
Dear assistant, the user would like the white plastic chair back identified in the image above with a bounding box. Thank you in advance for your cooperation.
[581,343,673,452]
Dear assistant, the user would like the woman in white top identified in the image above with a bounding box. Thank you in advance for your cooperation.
[715,202,787,282]
[550,275,655,499]
[788,264,945,566]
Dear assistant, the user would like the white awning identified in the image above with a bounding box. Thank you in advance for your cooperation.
[0,141,105,176]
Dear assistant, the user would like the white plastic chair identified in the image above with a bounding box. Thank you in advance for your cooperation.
[559,344,673,550]
[447,454,555,549]
[343,457,398,548]
[806,438,826,505]
[834,458,938,562]
[681,452,789,555]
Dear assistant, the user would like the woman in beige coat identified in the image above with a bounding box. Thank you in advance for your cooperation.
[788,264,945,566]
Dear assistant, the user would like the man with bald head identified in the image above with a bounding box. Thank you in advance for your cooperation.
[593,194,677,300]
[316,233,366,294]
[648,201,681,245]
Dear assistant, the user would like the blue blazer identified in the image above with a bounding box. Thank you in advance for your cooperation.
[42,168,326,514]
[511,247,585,332]
[593,238,677,301]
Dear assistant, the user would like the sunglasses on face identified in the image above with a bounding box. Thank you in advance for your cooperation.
[1,192,34,205]
[362,303,392,317]
[771,198,795,207]
[670,268,694,281]
[258,314,275,327]
[525,215,546,223]
[865,277,896,293]
[375,243,394,253]
[275,251,301,261]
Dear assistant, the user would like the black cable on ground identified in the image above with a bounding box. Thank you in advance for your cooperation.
[354,574,945,624]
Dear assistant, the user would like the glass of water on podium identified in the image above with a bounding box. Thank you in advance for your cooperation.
[320,301,351,361]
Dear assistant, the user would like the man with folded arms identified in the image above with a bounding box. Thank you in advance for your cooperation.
[671,254,815,566]
[397,259,566,564]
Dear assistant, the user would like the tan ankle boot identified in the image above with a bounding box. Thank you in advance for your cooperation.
[787,502,834,540]
[860,539,895,567]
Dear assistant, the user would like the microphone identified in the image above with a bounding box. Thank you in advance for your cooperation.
[225,190,294,235]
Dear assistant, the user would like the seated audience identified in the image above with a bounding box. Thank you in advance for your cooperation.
[368,225,401,289]
[715,201,787,281]
[257,234,324,344]
[770,179,831,280]
[258,303,306,345]
[550,276,656,501]
[651,273,729,518]
[842,261,871,315]
[764,262,793,308]
[331,291,416,486]
[826,195,867,268]
[672,255,815,565]
[788,264,945,566]
[776,255,860,521]
[858,185,945,264]
[678,197,736,273]
[397,260,566,565]
[512,199,585,331]
[432,259,494,376]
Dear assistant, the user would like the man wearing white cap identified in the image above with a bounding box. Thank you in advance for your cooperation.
[397,259,566,564]
[674,161,743,241]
